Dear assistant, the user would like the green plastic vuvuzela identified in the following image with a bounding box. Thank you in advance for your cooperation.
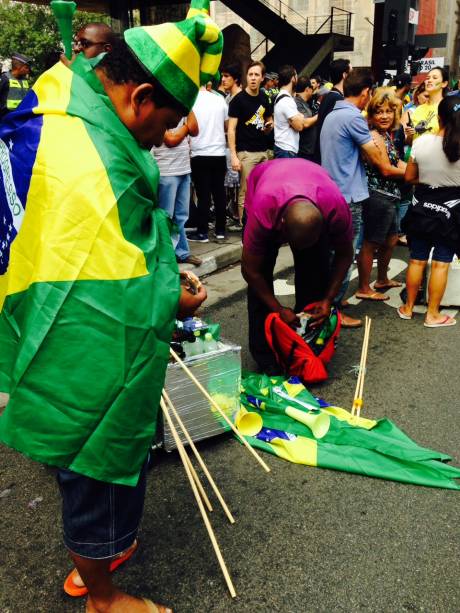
[50,1,77,59]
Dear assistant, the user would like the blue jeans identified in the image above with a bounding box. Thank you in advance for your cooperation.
[274,145,297,159]
[334,200,364,305]
[158,174,191,261]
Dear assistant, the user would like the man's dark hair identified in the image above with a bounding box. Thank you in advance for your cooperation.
[278,65,297,87]
[343,67,374,98]
[311,74,322,83]
[246,60,265,76]
[98,39,188,115]
[295,76,312,94]
[80,22,118,47]
[329,59,351,85]
[221,63,241,84]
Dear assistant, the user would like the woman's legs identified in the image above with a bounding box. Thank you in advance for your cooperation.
[425,260,451,324]
[400,258,427,317]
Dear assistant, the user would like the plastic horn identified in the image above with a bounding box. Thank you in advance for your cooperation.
[285,406,330,439]
[50,1,77,59]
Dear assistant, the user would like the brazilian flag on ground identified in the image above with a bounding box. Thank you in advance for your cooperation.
[0,55,180,485]
[239,373,460,490]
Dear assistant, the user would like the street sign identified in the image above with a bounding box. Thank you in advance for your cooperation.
[414,57,445,73]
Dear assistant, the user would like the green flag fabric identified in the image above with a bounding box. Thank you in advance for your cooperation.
[239,373,460,490]
[0,55,180,485]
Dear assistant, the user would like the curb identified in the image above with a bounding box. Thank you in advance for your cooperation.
[178,242,242,277]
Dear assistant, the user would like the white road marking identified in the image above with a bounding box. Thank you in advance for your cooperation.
[273,278,295,296]
[274,257,459,317]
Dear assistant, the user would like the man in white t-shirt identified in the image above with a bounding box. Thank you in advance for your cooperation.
[189,86,229,242]
[274,65,306,158]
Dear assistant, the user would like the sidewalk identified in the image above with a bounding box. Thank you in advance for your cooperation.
[178,228,243,277]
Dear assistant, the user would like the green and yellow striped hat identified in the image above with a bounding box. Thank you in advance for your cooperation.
[124,0,223,113]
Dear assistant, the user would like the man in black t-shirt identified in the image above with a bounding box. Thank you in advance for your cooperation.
[228,61,273,224]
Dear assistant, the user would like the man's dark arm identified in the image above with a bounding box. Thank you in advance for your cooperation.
[241,247,299,327]
[308,240,353,325]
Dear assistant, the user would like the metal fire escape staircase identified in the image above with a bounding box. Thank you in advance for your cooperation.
[220,0,354,75]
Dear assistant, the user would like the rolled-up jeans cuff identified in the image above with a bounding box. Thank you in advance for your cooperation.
[63,530,138,560]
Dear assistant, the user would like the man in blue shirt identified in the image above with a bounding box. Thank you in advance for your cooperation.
[320,68,392,326]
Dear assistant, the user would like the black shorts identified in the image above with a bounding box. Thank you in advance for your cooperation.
[362,191,399,245]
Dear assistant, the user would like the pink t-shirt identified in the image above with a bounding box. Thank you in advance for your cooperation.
[243,159,352,255]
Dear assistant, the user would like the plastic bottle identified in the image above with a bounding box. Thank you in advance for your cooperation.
[204,332,218,352]
[193,330,205,355]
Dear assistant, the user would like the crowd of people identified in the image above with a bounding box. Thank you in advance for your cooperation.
[1,5,460,612]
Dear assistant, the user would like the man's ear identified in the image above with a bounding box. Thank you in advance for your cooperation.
[130,83,155,115]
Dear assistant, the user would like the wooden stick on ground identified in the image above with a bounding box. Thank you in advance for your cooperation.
[169,347,271,473]
[356,317,371,419]
[162,389,235,524]
[184,448,213,513]
[160,396,237,598]
[351,317,371,419]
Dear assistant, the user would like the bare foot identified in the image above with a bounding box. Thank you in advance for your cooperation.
[87,591,172,613]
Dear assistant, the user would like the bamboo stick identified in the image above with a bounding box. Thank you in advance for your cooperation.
[160,397,237,598]
[184,449,213,513]
[162,390,235,524]
[356,318,371,419]
[169,347,271,473]
[351,317,371,418]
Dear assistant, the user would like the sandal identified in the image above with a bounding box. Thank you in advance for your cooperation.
[424,316,456,328]
[355,292,389,301]
[373,281,403,290]
[64,540,138,597]
[397,306,412,320]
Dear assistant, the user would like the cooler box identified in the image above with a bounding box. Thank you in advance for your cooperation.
[162,341,241,451]
[427,256,460,306]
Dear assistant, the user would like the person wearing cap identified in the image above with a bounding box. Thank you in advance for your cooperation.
[0,1,221,611]
[73,22,117,59]
[262,72,279,105]
[0,52,31,118]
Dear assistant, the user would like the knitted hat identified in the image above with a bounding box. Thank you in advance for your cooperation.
[124,0,222,113]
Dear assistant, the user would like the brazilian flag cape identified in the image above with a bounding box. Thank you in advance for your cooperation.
[240,373,460,490]
[0,56,180,485]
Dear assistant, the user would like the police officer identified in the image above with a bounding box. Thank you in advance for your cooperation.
[0,52,31,118]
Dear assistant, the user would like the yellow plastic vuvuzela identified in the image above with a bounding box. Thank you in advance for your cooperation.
[50,1,77,59]
[285,406,330,439]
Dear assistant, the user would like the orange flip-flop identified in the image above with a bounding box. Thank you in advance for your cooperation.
[63,540,138,597]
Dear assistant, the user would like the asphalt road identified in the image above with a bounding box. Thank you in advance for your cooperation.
[1,246,459,613]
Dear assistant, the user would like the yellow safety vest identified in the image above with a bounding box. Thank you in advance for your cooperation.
[6,77,30,110]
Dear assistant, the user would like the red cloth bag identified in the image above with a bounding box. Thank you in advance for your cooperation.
[265,305,341,384]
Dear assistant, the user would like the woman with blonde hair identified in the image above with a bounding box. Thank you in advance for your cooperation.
[355,88,406,300]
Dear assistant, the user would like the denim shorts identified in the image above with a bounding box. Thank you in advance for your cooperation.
[361,191,398,245]
[409,235,456,263]
[57,460,148,559]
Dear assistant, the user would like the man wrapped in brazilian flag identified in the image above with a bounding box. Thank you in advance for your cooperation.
[0,2,222,611]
